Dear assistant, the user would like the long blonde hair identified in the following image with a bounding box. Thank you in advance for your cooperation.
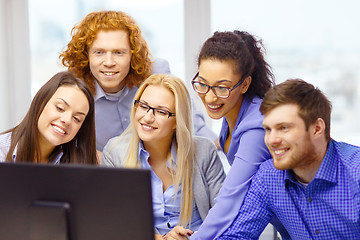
[125,74,195,227]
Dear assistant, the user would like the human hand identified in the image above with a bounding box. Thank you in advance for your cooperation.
[155,233,164,240]
[162,226,194,240]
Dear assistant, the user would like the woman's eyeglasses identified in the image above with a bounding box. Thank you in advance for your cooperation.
[134,100,176,119]
[191,72,245,99]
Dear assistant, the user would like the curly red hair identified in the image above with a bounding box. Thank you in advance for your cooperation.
[60,11,153,94]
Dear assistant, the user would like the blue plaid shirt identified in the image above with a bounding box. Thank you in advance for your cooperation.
[218,140,360,240]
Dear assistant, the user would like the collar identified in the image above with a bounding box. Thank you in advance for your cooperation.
[94,81,130,102]
[138,140,177,169]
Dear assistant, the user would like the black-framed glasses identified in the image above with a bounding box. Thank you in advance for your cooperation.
[191,72,245,99]
[134,100,176,119]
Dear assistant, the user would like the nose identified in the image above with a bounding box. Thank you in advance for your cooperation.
[203,88,218,103]
[143,109,155,122]
[60,111,72,125]
[265,131,281,146]
[103,52,115,67]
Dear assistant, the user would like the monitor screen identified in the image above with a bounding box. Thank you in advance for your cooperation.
[0,162,154,240]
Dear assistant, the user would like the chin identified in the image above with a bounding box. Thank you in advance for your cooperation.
[207,111,223,120]
[273,159,288,170]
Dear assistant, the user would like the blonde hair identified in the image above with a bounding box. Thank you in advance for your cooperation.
[125,74,195,227]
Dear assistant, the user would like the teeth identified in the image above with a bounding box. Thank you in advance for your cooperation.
[53,125,65,134]
[103,72,116,76]
[208,104,221,109]
[142,124,155,130]
[274,149,287,155]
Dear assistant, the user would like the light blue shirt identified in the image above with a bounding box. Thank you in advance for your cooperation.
[0,132,62,163]
[191,96,273,240]
[138,141,202,235]
[218,140,360,239]
[94,59,217,151]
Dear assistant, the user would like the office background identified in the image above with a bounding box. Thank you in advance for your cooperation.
[1,0,360,147]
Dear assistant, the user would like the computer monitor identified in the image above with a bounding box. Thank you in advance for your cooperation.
[0,162,154,240]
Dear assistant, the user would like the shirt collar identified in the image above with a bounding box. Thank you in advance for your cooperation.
[137,140,177,169]
[94,81,130,102]
[313,140,336,183]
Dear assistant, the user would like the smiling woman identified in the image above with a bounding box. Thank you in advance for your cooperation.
[0,71,98,164]
[101,74,226,239]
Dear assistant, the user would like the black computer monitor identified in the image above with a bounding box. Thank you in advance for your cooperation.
[0,162,154,240]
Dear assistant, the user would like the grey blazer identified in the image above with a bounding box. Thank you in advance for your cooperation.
[101,133,226,222]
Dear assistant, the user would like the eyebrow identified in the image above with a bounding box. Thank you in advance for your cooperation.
[57,98,87,116]
[90,46,129,52]
[262,122,293,128]
[140,99,172,111]
[198,75,232,84]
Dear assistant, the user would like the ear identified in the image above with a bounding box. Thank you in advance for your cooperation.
[240,76,252,94]
[311,118,326,139]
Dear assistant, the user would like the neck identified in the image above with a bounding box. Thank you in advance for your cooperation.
[293,140,328,183]
[143,138,172,165]
[225,96,244,134]
[38,137,56,163]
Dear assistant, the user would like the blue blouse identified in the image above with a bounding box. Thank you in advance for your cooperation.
[138,141,202,235]
[191,96,271,239]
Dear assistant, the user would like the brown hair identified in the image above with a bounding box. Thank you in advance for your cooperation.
[60,10,152,94]
[260,79,332,141]
[4,71,97,164]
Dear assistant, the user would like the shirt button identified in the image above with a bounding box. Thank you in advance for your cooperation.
[315,230,319,234]
[123,118,127,122]
[309,198,312,202]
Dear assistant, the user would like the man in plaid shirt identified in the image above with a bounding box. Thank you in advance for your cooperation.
[218,79,360,240]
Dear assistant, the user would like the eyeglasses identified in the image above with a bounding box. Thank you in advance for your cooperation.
[134,100,176,119]
[191,72,245,99]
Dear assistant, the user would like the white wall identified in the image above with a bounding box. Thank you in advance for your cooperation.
[0,0,31,132]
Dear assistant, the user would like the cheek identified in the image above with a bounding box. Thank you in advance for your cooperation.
[71,124,83,137]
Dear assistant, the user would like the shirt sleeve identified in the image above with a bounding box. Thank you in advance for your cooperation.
[191,129,270,239]
[217,170,272,239]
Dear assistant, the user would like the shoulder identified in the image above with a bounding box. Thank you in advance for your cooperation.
[333,140,360,169]
[102,132,131,162]
[193,136,219,164]
[194,136,215,148]
[151,58,171,74]
[193,136,217,156]
[235,96,264,132]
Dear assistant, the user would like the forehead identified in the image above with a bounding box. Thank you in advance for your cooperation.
[140,85,175,108]
[91,30,130,48]
[198,59,240,83]
[263,104,303,126]
[50,86,89,112]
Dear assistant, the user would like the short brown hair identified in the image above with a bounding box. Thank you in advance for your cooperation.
[60,11,152,94]
[260,79,332,141]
